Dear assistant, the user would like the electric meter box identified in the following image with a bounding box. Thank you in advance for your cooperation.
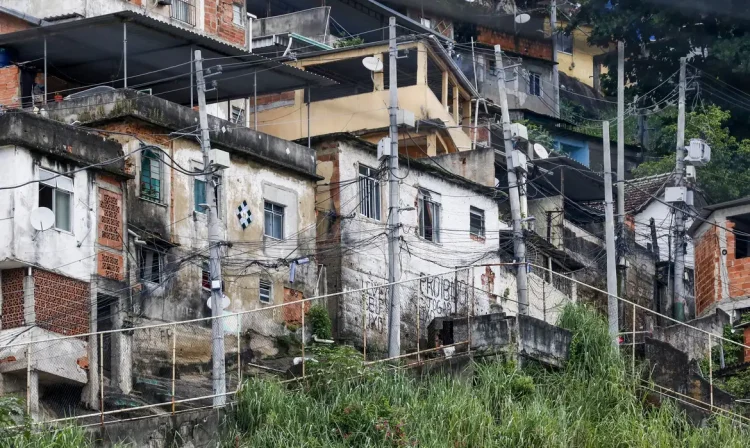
[510,123,528,142]
[396,109,416,128]
[208,149,230,169]
[685,165,696,182]
[510,149,528,173]
[377,137,392,160]
[684,138,711,166]
[665,186,688,203]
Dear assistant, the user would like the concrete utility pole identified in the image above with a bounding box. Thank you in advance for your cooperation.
[550,0,560,118]
[673,57,687,321]
[386,17,402,358]
[494,45,528,314]
[616,41,626,319]
[602,121,620,346]
[194,50,226,406]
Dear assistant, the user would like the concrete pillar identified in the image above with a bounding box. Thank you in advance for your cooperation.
[416,43,428,86]
[112,295,132,394]
[452,85,460,124]
[82,280,99,410]
[441,71,449,108]
[461,100,472,127]
[23,268,35,325]
[373,54,384,91]
[28,368,39,421]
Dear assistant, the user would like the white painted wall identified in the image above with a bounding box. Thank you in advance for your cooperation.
[635,198,695,269]
[0,145,98,281]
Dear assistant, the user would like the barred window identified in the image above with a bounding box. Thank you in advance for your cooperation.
[358,165,381,220]
[418,189,441,242]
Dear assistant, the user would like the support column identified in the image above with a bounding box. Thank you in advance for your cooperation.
[23,268,35,326]
[123,22,128,89]
[27,359,39,420]
[452,85,460,124]
[112,293,132,394]
[416,43,428,86]
[83,280,99,410]
[373,54,384,91]
[461,100,472,128]
[442,71,449,107]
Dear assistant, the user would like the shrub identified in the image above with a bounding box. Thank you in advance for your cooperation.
[307,305,333,340]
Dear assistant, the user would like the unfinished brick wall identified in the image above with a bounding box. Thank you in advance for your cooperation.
[0,13,32,35]
[0,65,20,108]
[477,27,553,61]
[204,0,246,47]
[254,91,296,110]
[34,269,90,335]
[694,227,719,316]
[745,327,750,363]
[1,268,26,329]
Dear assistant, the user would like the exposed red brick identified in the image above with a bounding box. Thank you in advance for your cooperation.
[33,269,89,336]
[476,27,553,61]
[98,189,124,250]
[204,0,246,47]
[0,13,32,35]
[1,268,25,329]
[0,65,20,108]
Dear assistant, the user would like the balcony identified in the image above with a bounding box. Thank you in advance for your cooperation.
[171,0,196,26]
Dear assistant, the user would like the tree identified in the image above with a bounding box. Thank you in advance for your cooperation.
[633,105,750,202]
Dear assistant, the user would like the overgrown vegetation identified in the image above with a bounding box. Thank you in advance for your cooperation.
[224,305,750,447]
[334,37,364,48]
[307,304,333,340]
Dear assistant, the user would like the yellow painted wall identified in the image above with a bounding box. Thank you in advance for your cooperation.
[550,20,610,88]
[252,84,473,152]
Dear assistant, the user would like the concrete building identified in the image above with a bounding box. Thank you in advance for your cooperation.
[0,112,129,419]
[690,197,750,318]
[313,133,573,353]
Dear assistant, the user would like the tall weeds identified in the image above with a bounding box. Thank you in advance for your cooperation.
[227,304,750,447]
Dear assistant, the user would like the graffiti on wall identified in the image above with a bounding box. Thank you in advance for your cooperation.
[362,278,387,334]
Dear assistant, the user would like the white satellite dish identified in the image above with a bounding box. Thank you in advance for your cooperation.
[362,56,384,72]
[515,13,531,24]
[533,143,549,159]
[206,294,231,310]
[30,207,55,231]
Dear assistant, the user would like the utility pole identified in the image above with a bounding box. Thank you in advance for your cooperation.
[495,45,528,314]
[602,121,620,346]
[673,57,687,321]
[550,0,560,118]
[386,17,401,358]
[194,50,226,406]
[616,41,626,323]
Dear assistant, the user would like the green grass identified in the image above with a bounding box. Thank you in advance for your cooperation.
[224,304,750,447]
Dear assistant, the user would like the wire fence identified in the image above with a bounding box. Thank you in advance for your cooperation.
[2,265,750,427]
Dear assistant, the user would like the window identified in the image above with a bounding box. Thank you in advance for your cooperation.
[264,201,284,239]
[141,149,162,202]
[202,261,210,289]
[528,71,542,97]
[259,279,272,304]
[556,32,573,54]
[171,0,195,26]
[732,216,750,259]
[358,165,381,220]
[420,17,432,29]
[38,168,73,232]
[194,177,206,213]
[231,105,245,124]
[418,190,441,242]
[232,4,244,26]
[470,207,485,238]
[139,247,162,283]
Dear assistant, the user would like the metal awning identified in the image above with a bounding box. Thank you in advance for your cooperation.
[0,11,335,105]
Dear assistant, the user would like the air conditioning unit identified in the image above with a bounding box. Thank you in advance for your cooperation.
[208,149,230,169]
[510,149,528,173]
[510,123,528,142]
[684,138,711,166]
[665,186,688,203]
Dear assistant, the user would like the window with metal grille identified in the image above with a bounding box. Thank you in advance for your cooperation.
[139,247,163,283]
[358,165,381,220]
[201,261,210,289]
[470,206,485,238]
[528,71,542,97]
[418,189,440,242]
[194,177,206,213]
[264,201,284,239]
[232,4,244,26]
[171,0,195,26]
[141,149,162,202]
[231,105,245,123]
[259,279,272,303]
[38,168,73,232]
[556,32,573,54]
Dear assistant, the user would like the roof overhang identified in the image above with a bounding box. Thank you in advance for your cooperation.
[0,11,335,105]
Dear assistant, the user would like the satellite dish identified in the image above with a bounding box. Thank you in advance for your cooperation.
[533,143,549,159]
[206,294,231,310]
[515,13,531,24]
[30,207,55,231]
[362,56,384,72]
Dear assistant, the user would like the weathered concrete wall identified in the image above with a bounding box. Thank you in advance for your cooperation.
[518,314,572,367]
[528,195,564,249]
[478,58,555,118]
[651,309,730,362]
[424,147,496,187]
[253,7,330,42]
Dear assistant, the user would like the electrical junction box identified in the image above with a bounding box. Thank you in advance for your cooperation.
[684,138,711,166]
[665,186,688,203]
[209,149,230,169]
[510,149,528,173]
[377,137,392,160]
[396,109,416,128]
[510,123,528,142]
[686,189,694,206]
[685,165,696,182]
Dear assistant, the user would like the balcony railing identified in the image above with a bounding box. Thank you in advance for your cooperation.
[171,0,196,26]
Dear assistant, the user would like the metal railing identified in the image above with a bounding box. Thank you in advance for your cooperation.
[171,0,196,26]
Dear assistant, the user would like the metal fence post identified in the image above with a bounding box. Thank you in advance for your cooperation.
[100,332,104,426]
[301,301,306,377]
[632,302,636,377]
[708,333,714,408]
[237,315,242,391]
[26,344,30,416]
[469,267,474,355]
[172,324,176,415]
[362,291,367,362]
[416,283,421,363]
